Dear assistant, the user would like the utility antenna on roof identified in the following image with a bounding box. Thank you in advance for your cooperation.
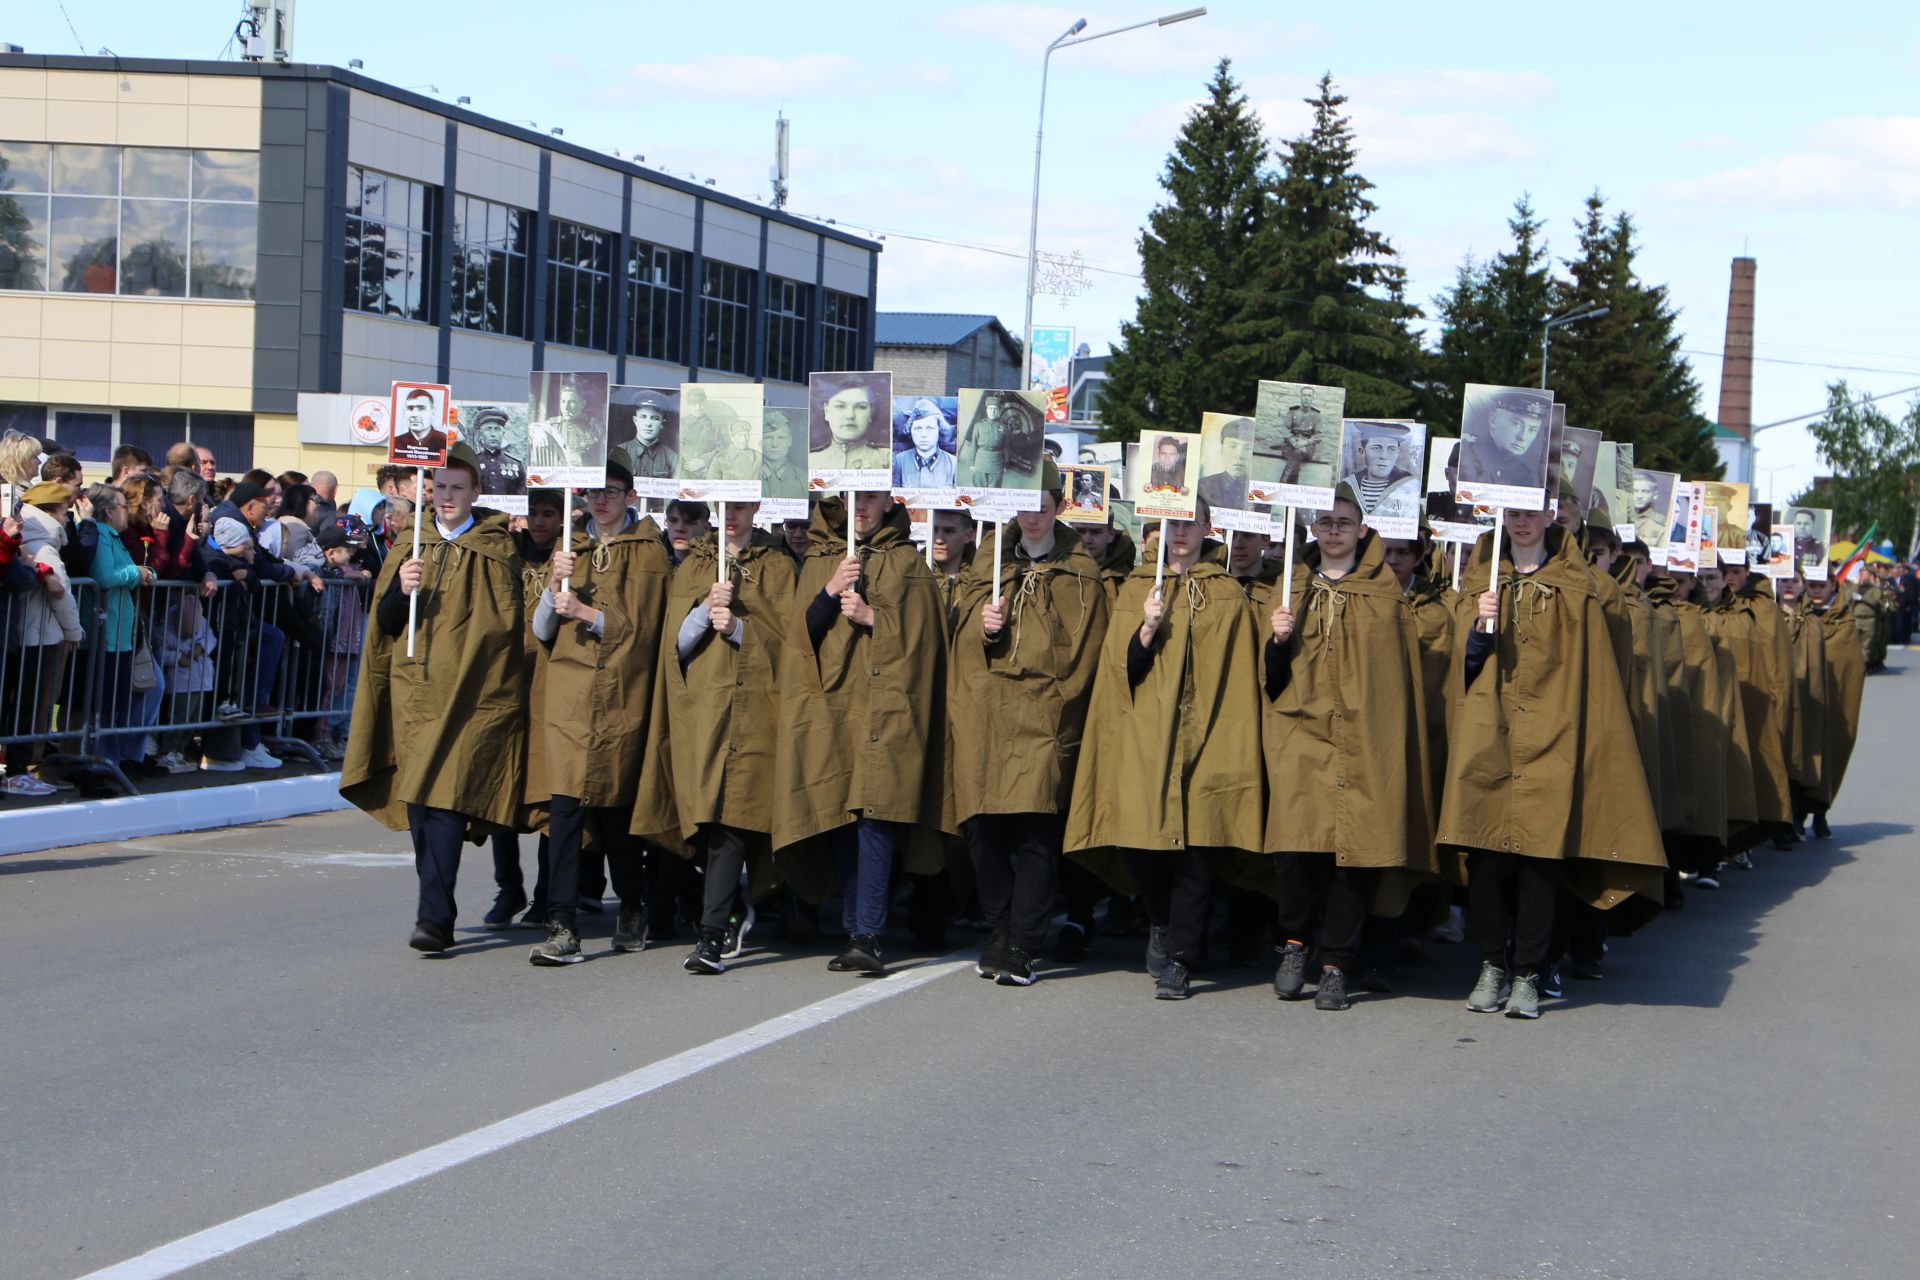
[238,0,294,62]
[770,113,790,210]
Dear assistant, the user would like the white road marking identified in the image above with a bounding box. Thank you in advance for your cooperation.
[74,954,974,1280]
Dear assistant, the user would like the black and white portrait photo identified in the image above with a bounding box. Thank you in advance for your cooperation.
[1455,383,1552,509]
[1340,420,1426,539]
[1252,380,1346,508]
[526,370,609,488]
[388,382,449,468]
[807,370,893,490]
[610,385,680,497]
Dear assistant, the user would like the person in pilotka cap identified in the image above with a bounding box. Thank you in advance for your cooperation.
[340,442,530,955]
[948,457,1111,985]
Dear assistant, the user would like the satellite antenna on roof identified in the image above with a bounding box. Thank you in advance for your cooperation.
[770,113,790,210]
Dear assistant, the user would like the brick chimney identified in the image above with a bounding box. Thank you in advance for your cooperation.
[1716,257,1756,438]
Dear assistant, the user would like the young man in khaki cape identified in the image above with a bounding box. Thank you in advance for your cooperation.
[949,458,1110,985]
[1064,495,1264,1001]
[1715,559,1794,857]
[1803,575,1866,839]
[1260,490,1433,1010]
[525,459,674,965]
[774,492,948,976]
[341,444,529,954]
[1443,508,1664,1019]
[1777,573,1830,843]
[638,499,796,974]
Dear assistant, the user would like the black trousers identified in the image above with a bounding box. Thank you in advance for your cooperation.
[547,796,644,931]
[967,813,1062,952]
[1273,851,1373,973]
[1549,883,1607,970]
[407,803,466,927]
[1466,849,1558,973]
[1124,847,1212,960]
[700,823,751,935]
[490,831,524,893]
[1059,856,1103,930]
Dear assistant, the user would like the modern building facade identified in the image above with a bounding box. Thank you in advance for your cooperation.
[0,54,879,489]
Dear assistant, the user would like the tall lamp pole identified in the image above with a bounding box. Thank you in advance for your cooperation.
[1539,305,1609,390]
[1023,8,1207,378]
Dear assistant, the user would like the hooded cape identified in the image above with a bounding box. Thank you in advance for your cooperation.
[1608,561,1672,829]
[514,528,556,830]
[1784,595,1830,795]
[1436,525,1665,909]
[341,509,527,833]
[1722,575,1793,833]
[1643,573,1695,830]
[947,521,1110,823]
[1666,594,1733,860]
[1094,527,1138,603]
[1814,585,1867,806]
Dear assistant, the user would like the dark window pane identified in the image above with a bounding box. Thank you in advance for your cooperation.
[0,192,50,290]
[53,145,117,196]
[120,408,188,458]
[54,410,113,462]
[122,147,190,200]
[0,142,50,193]
[190,202,257,299]
[193,150,258,202]
[120,199,189,297]
[0,404,48,436]
[189,412,254,472]
[52,195,118,293]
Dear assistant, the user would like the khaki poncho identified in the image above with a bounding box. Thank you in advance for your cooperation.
[1437,526,1665,908]
[341,509,528,834]
[1723,576,1793,831]
[947,521,1110,823]
[1814,585,1867,806]
[1784,597,1829,796]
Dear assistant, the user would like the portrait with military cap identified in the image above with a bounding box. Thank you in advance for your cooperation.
[1340,419,1426,537]
[608,384,680,496]
[1455,382,1553,508]
[453,400,529,509]
[525,370,609,486]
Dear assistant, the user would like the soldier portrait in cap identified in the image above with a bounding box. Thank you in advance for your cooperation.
[674,382,764,502]
[1558,426,1602,513]
[1790,506,1832,581]
[760,407,807,501]
[1059,464,1110,524]
[525,370,609,488]
[453,400,530,513]
[890,395,959,499]
[807,370,893,490]
[1197,414,1255,514]
[955,388,1047,511]
[609,384,680,498]
[1341,420,1425,538]
[1455,383,1552,509]
[388,382,449,467]
[1631,469,1679,552]
[1251,380,1346,508]
[1133,430,1201,521]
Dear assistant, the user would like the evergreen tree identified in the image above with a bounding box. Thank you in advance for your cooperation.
[1420,197,1553,428]
[1224,74,1425,419]
[1548,192,1721,476]
[1100,60,1271,441]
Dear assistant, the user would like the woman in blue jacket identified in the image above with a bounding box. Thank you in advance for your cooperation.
[86,483,155,763]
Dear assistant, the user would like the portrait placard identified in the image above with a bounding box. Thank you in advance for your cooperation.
[1630,469,1679,553]
[671,383,764,503]
[1133,430,1201,521]
[1198,412,1265,532]
[1788,506,1833,581]
[807,371,893,492]
[1608,441,1637,542]
[890,394,960,508]
[757,405,808,522]
[955,388,1045,513]
[1342,419,1427,539]
[453,400,529,514]
[1425,436,1493,544]
[1542,404,1568,513]
[1059,464,1111,525]
[1767,523,1794,578]
[1252,380,1346,509]
[1747,503,1774,569]
[608,386,682,499]
[525,371,609,490]
[1699,481,1750,566]
[1666,482,1703,572]
[1455,383,1552,511]
[1558,426,1602,512]
[389,381,451,468]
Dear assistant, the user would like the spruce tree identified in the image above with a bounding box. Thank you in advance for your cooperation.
[1100,59,1271,441]
[1224,74,1425,419]
[1421,197,1554,427]
[1548,192,1721,476]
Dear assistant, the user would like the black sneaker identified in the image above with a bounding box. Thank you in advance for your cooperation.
[1154,957,1191,1000]
[517,902,549,930]
[408,919,453,953]
[1313,966,1350,1011]
[1354,969,1394,994]
[1054,920,1090,962]
[1540,965,1565,999]
[683,933,726,974]
[1145,926,1170,979]
[721,902,755,959]
[529,923,585,966]
[977,930,1012,979]
[1273,940,1309,1000]
[995,944,1038,987]
[483,887,528,931]
[1570,959,1603,980]
[1812,813,1833,840]
[828,934,884,975]
[612,906,649,953]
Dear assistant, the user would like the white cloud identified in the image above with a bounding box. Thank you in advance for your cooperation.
[578,53,868,106]
[1664,116,1920,212]
[1350,69,1554,112]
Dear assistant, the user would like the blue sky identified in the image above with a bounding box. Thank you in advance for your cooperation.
[15,0,1920,505]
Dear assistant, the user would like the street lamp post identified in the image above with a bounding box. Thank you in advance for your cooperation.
[1022,8,1206,382]
[1539,305,1609,390]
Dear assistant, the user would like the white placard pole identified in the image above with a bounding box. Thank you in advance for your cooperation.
[717,501,728,582]
[1451,540,1462,591]
[846,489,855,556]
[1482,512,1504,635]
[991,519,1004,607]
[1281,506,1296,601]
[1154,520,1169,590]
[405,468,424,657]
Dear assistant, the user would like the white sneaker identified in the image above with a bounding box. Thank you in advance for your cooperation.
[201,757,246,772]
[157,751,195,774]
[240,744,282,769]
[5,772,59,796]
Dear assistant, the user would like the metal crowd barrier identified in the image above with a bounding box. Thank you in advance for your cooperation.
[1,573,372,798]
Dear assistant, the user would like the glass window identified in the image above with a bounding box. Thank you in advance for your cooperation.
[821,288,867,373]
[0,191,50,291]
[54,410,113,463]
[190,202,256,300]
[52,144,117,196]
[0,142,50,192]
[120,408,188,459]
[52,195,118,294]
[762,274,810,384]
[543,217,613,350]
[119,199,189,297]
[624,240,686,365]
[193,150,258,202]
[189,412,254,472]
[123,148,190,200]
[699,260,754,376]
[0,404,48,437]
[449,193,529,337]
[343,165,436,322]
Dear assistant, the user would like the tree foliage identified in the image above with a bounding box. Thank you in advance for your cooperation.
[1797,380,1920,552]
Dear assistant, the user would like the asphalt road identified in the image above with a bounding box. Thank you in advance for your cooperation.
[3,656,1916,1280]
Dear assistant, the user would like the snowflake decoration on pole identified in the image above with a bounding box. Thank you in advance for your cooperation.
[1034,250,1092,305]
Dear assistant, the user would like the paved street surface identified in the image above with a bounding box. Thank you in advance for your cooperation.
[3,657,1916,1280]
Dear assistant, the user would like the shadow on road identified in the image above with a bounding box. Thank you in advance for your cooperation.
[0,853,149,876]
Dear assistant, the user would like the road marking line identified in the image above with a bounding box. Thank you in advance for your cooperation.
[75,954,974,1280]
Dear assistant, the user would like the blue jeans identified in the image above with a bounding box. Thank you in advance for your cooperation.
[831,817,896,938]
[244,622,285,750]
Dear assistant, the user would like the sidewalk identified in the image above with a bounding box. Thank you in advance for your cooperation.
[0,764,347,857]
